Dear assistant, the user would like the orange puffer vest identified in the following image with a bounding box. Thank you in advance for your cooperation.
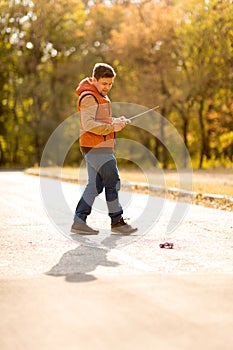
[76,77,115,149]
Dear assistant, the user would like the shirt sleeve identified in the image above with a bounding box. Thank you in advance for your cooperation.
[80,95,114,135]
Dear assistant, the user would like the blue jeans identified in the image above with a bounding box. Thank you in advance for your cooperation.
[74,152,123,225]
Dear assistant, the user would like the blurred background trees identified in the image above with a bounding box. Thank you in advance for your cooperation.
[0,0,232,169]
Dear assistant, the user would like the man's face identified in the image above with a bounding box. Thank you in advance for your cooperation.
[93,77,114,96]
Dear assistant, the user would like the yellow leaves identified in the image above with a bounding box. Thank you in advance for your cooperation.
[41,101,49,112]
[0,0,232,168]
[219,131,233,149]
[0,135,7,151]
[5,42,12,50]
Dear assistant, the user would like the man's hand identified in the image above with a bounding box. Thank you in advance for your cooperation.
[118,116,131,124]
[113,116,131,132]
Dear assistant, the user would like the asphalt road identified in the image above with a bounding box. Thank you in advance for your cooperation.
[0,171,233,350]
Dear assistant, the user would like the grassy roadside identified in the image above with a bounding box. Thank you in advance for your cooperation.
[26,166,233,211]
[57,167,233,197]
[118,168,233,197]
[118,168,233,211]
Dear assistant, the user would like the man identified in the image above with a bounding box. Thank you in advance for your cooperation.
[71,63,138,235]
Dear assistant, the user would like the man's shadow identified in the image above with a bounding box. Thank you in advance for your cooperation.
[46,234,123,283]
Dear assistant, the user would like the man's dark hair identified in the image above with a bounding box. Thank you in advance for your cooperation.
[92,63,116,80]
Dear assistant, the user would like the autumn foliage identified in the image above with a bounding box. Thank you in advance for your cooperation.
[0,0,232,169]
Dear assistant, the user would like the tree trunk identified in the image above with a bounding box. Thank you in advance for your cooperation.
[160,113,168,169]
[182,115,188,168]
[198,99,206,169]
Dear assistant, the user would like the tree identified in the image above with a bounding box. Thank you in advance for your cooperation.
[107,1,181,168]
[1,0,232,169]
[0,0,86,166]
[174,0,233,168]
